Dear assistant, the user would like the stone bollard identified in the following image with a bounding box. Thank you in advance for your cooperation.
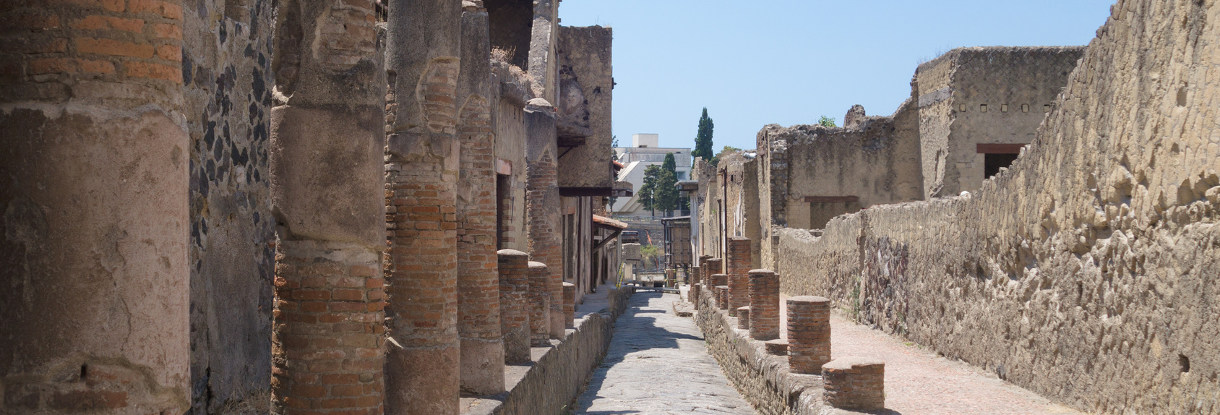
[705,258,723,287]
[748,269,780,341]
[527,261,552,347]
[498,250,531,364]
[737,307,751,330]
[562,282,576,329]
[765,339,789,356]
[787,296,831,374]
[823,358,886,410]
[689,265,701,304]
[715,286,730,310]
[727,237,751,317]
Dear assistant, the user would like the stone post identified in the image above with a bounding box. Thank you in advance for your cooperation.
[665,268,676,288]
[268,1,387,413]
[748,269,780,341]
[705,258,723,289]
[384,0,462,413]
[528,261,553,346]
[787,296,832,374]
[563,281,577,328]
[0,1,190,411]
[455,2,504,396]
[737,307,751,330]
[823,358,886,410]
[689,265,701,304]
[498,250,531,364]
[524,99,566,340]
[715,285,730,310]
[727,237,751,317]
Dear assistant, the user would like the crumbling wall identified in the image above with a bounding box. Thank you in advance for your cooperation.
[775,1,1220,412]
[491,58,532,252]
[555,25,613,192]
[917,47,1084,197]
[181,0,275,411]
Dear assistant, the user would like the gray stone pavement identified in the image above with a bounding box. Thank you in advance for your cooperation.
[574,292,754,414]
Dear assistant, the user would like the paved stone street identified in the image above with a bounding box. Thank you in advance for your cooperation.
[575,292,753,414]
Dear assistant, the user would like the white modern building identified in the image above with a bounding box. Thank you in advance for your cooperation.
[612,133,692,215]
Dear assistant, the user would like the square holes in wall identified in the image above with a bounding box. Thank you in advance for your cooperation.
[1000,104,1008,113]
[980,104,988,113]
[1021,104,1030,113]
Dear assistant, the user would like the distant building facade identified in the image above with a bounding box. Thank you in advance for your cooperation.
[612,133,692,215]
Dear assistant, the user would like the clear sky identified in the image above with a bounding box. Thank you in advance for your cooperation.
[558,1,1116,152]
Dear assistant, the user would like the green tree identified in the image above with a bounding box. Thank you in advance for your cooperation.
[818,115,837,127]
[638,165,662,216]
[691,108,715,163]
[657,153,682,214]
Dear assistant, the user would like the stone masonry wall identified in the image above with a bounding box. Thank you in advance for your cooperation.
[555,25,613,192]
[775,1,1220,412]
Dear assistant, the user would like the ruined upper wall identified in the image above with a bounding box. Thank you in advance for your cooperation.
[775,1,1220,412]
[917,46,1084,197]
[556,25,614,193]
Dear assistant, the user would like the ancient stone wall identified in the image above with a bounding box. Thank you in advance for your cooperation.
[916,46,1084,197]
[181,0,275,411]
[774,1,1220,412]
[555,25,613,192]
[490,58,532,252]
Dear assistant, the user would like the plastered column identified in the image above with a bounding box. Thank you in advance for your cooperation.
[727,237,751,316]
[0,0,189,411]
[528,261,553,346]
[498,250,531,364]
[455,3,504,396]
[269,0,387,413]
[524,99,566,339]
[787,296,832,374]
[748,269,780,341]
[384,0,462,413]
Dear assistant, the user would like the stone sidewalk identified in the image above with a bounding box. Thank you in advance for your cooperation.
[574,292,753,414]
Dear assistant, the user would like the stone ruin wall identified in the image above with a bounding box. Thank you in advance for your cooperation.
[556,25,613,192]
[917,46,1085,198]
[774,0,1220,412]
[181,0,276,411]
[715,153,762,270]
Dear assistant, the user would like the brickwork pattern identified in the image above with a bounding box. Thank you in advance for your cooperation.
[748,269,780,341]
[736,307,751,330]
[528,261,552,346]
[787,296,831,374]
[764,339,788,356]
[271,244,385,414]
[822,358,886,410]
[498,250,531,364]
[727,238,751,317]
[689,265,701,304]
[704,258,723,282]
[710,273,728,290]
[525,149,564,339]
[562,282,576,328]
[715,286,729,310]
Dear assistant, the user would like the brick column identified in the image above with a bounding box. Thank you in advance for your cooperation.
[665,268,676,288]
[524,99,566,339]
[689,265,701,303]
[748,269,780,341]
[563,281,577,329]
[269,1,387,413]
[384,0,462,413]
[715,285,730,310]
[737,307,751,330]
[787,296,832,374]
[823,358,886,410]
[528,261,552,346]
[498,250,531,364]
[727,237,751,317]
[0,0,190,411]
[710,273,729,289]
[455,3,504,396]
[704,258,723,289]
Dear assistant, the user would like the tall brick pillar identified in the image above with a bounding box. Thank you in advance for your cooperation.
[748,269,780,340]
[787,296,832,374]
[0,0,190,412]
[385,0,462,413]
[269,0,386,413]
[704,258,723,288]
[455,3,504,396]
[498,250,531,364]
[563,281,577,328]
[727,237,751,316]
[528,261,553,346]
[524,98,566,339]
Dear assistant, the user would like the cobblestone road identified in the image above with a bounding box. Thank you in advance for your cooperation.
[574,292,754,414]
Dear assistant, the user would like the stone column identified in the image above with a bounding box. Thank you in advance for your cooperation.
[823,358,886,410]
[498,250,531,364]
[268,1,386,413]
[0,1,189,411]
[748,269,780,341]
[563,281,577,328]
[689,265,701,303]
[455,2,504,396]
[528,261,553,346]
[787,296,832,374]
[727,237,751,317]
[524,98,566,339]
[715,285,730,310]
[385,0,462,413]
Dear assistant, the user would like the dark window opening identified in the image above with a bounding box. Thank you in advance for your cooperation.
[485,0,533,69]
[984,153,1020,179]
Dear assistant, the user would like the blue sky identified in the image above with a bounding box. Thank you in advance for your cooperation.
[559,1,1115,151]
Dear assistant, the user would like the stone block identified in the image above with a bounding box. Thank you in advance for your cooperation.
[822,357,885,411]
